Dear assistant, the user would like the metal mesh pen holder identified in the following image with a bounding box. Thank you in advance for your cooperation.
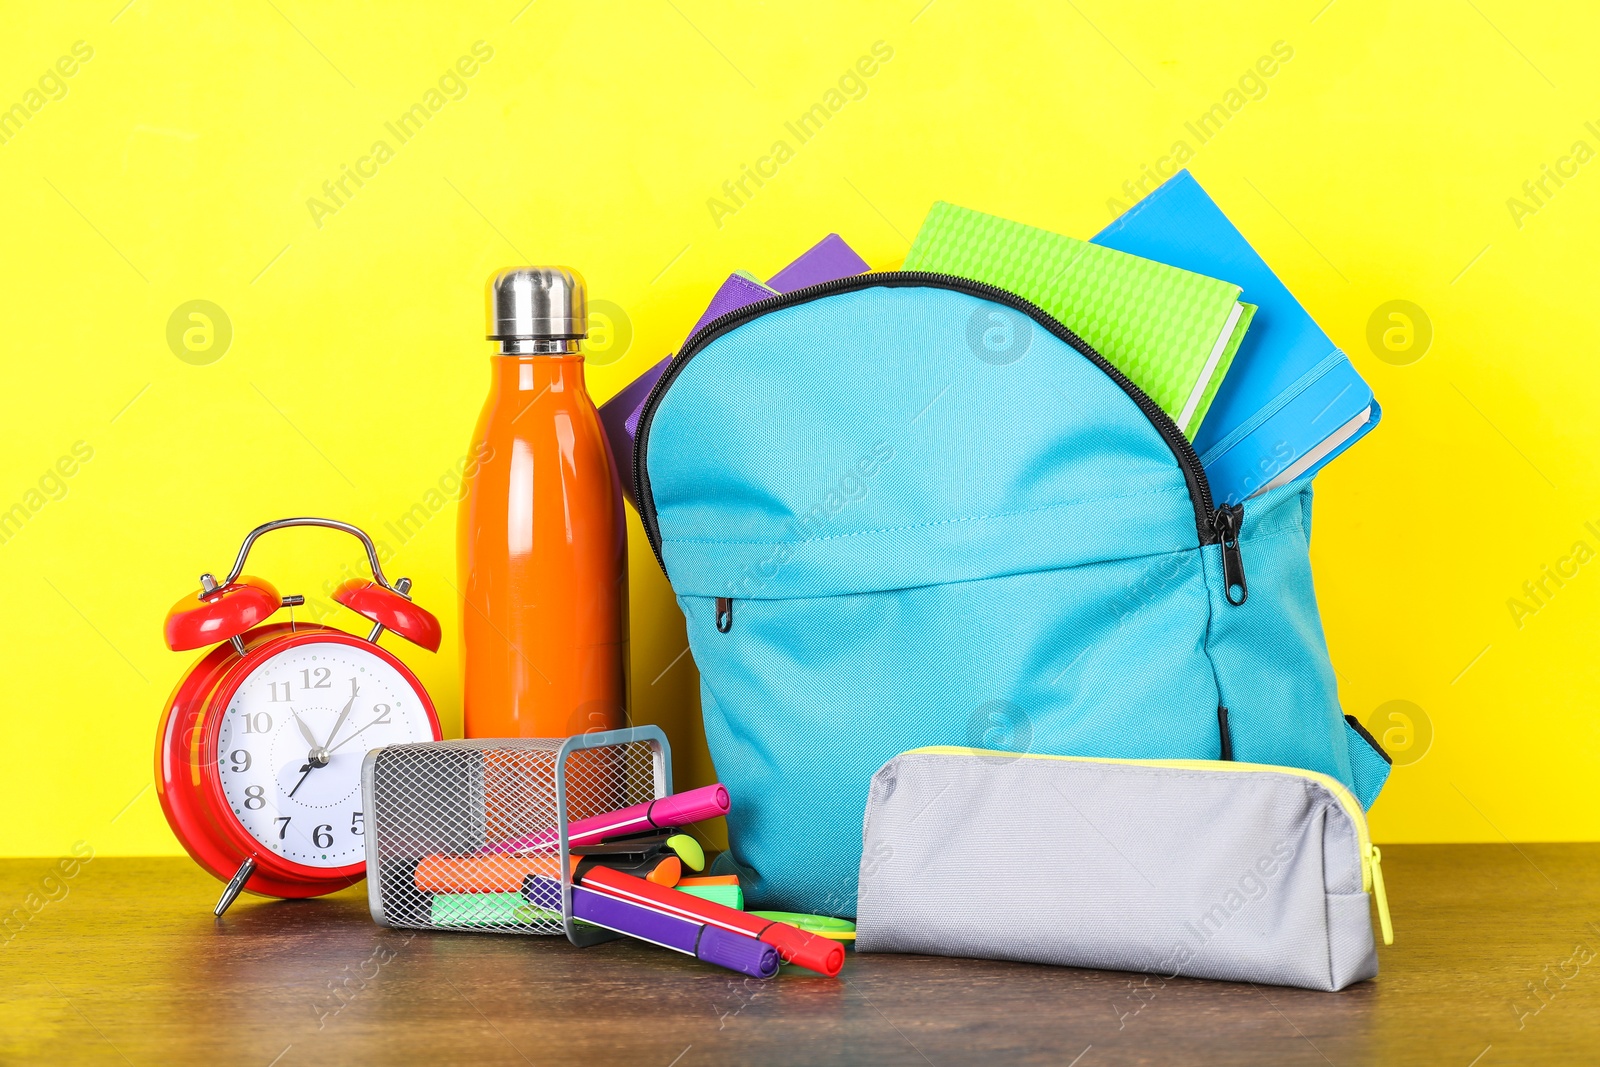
[361,727,671,947]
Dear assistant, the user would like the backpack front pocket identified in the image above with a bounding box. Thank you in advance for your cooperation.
[683,547,1224,914]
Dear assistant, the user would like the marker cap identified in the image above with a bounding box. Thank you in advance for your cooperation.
[698,924,780,979]
[760,921,846,976]
[652,784,730,828]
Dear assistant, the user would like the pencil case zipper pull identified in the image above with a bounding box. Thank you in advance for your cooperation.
[1369,844,1393,945]
[715,597,733,633]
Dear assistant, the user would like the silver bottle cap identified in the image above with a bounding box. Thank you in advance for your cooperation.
[486,267,587,341]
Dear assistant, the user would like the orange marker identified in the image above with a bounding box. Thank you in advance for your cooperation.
[459,267,629,746]
[415,853,681,894]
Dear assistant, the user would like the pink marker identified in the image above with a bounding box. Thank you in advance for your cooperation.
[487,783,731,854]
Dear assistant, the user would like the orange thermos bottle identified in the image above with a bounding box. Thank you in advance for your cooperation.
[458,267,629,739]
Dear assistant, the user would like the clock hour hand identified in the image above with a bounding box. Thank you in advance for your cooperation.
[292,710,319,751]
[291,711,332,768]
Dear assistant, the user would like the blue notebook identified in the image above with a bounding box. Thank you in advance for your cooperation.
[1092,171,1379,507]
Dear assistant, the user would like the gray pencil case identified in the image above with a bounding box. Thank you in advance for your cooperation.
[854,748,1393,991]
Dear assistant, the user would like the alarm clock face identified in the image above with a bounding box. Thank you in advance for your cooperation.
[214,639,434,869]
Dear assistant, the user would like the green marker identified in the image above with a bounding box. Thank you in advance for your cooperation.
[431,892,560,926]
[750,910,856,941]
[676,883,743,910]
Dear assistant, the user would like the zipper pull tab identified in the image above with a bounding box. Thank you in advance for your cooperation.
[715,597,733,633]
[1369,845,1393,945]
[1214,504,1247,605]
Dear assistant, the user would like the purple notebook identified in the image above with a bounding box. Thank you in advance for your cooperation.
[767,233,869,292]
[686,273,777,339]
[601,233,869,507]
[599,355,671,507]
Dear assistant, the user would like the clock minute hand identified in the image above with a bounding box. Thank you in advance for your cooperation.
[322,689,359,751]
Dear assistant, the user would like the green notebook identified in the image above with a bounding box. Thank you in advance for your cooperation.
[903,201,1256,434]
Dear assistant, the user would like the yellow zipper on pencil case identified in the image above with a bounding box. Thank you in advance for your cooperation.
[906,746,1394,946]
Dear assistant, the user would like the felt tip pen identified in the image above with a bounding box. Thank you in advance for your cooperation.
[414,852,681,894]
[524,875,778,980]
[487,784,731,853]
[581,866,845,977]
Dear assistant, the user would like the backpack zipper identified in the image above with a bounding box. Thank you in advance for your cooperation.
[1215,502,1248,605]
[633,272,1245,597]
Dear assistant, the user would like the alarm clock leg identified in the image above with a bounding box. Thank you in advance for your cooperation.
[214,856,258,917]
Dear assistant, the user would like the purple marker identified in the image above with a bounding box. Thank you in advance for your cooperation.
[526,875,778,979]
[488,784,730,854]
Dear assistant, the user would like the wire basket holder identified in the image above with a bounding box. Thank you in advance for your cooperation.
[361,726,672,943]
[555,725,671,947]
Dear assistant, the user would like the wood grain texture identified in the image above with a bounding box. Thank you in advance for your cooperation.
[2,845,1597,1066]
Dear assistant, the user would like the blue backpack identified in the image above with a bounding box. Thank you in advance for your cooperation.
[635,274,1390,916]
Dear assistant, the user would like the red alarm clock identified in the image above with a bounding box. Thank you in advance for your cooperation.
[157,518,444,916]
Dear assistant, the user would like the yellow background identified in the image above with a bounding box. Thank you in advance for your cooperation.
[3,0,1596,857]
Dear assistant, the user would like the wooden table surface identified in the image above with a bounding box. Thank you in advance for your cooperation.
[3,844,1597,1066]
